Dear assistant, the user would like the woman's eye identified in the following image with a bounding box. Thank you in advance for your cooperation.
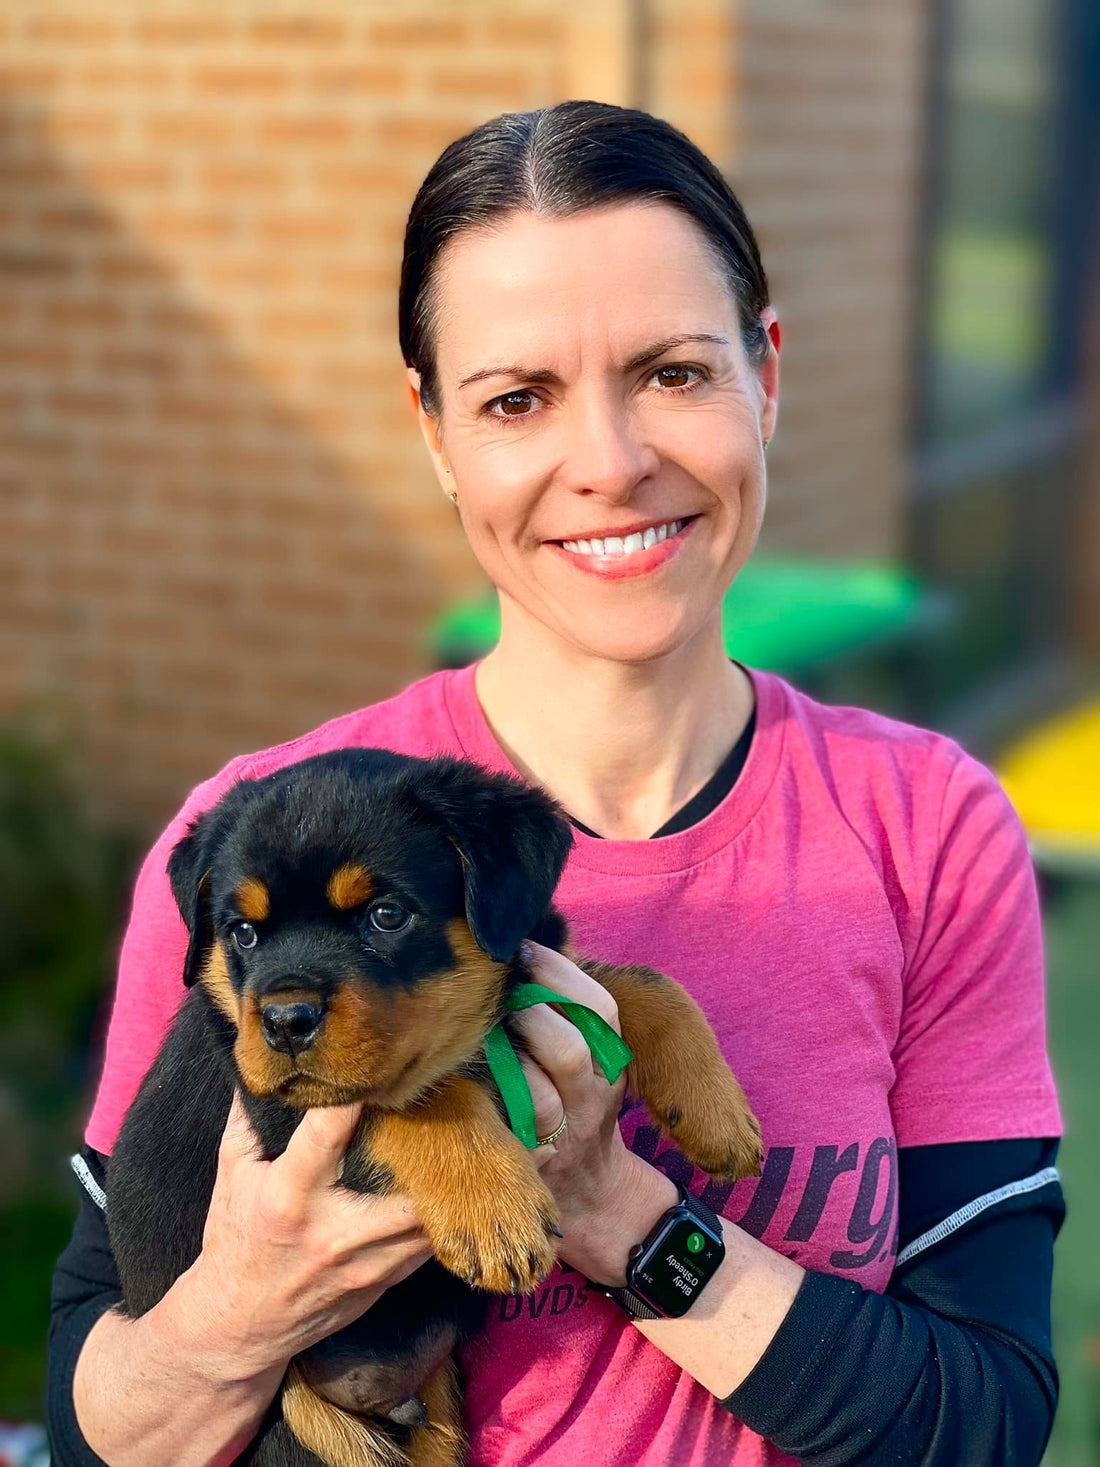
[653,364,704,391]
[486,390,541,422]
[232,922,258,952]
[367,903,412,934]
[486,366,704,425]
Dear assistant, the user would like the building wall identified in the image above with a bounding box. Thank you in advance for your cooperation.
[0,0,922,828]
[733,0,929,559]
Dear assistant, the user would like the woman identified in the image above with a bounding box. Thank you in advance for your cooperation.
[49,102,1064,1466]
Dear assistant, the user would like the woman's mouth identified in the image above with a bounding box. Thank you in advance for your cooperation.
[549,516,698,580]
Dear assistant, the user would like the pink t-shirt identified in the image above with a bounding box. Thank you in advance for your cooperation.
[87,663,1062,1467]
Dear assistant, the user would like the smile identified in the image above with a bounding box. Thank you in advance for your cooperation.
[559,518,691,558]
[549,515,700,582]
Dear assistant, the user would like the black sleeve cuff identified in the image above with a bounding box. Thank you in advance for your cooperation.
[717,1268,865,1441]
[716,1259,1057,1465]
[46,1148,119,1467]
[46,1295,116,1467]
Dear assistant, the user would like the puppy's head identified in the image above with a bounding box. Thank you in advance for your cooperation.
[167,749,572,1110]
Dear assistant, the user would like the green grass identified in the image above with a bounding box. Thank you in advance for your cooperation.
[1043,879,1100,1466]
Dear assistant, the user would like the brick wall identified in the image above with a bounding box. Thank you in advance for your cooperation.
[0,0,920,829]
[0,2,557,825]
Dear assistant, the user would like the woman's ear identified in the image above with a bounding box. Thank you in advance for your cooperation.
[758,307,781,447]
[407,366,455,496]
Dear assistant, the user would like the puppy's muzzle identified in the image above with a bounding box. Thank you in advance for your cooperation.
[261,998,326,1054]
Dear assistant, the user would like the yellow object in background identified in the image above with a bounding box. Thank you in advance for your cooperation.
[998,700,1100,872]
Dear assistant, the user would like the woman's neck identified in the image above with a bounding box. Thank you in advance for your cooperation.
[474,604,754,841]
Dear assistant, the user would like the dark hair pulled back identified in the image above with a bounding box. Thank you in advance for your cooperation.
[399,100,770,418]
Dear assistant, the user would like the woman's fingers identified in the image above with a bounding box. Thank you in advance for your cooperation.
[344,1236,435,1298]
[522,941,622,1034]
[514,1002,600,1100]
[514,997,628,1148]
[329,1185,425,1244]
[517,1049,568,1135]
[218,1087,262,1165]
[277,1102,366,1190]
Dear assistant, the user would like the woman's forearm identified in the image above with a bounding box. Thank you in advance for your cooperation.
[72,1266,285,1467]
[634,1217,805,1396]
[570,1154,805,1397]
[576,1156,1057,1465]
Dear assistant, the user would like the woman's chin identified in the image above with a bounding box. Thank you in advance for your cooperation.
[556,611,708,666]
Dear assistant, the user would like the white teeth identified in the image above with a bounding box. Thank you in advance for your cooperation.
[561,518,688,556]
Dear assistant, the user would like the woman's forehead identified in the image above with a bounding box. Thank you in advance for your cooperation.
[432,203,738,385]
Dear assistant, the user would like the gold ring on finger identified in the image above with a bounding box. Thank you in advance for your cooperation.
[535,1115,568,1147]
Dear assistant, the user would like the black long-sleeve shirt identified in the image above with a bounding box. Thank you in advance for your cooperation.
[47,1135,1064,1465]
[721,1135,1063,1463]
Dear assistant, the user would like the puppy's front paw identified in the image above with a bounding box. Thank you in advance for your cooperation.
[428,1163,560,1295]
[655,1074,763,1182]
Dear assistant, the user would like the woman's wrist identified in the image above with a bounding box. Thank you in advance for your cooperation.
[632,1219,806,1397]
[73,1287,285,1467]
[563,1152,678,1286]
[156,1254,290,1386]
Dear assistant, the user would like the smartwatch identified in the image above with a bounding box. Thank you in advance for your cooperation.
[591,1181,726,1320]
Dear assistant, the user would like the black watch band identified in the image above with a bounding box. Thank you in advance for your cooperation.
[605,1282,663,1321]
[595,1182,725,1321]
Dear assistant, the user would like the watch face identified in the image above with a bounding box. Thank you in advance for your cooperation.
[630,1213,724,1318]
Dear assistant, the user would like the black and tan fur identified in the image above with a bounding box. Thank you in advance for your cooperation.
[106,749,762,1466]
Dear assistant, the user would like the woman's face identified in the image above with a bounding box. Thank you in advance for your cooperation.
[409,202,780,664]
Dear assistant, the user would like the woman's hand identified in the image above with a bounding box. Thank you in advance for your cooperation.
[74,1097,434,1467]
[177,1092,434,1381]
[514,941,677,1286]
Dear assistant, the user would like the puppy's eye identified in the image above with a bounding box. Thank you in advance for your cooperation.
[367,902,412,934]
[231,921,258,952]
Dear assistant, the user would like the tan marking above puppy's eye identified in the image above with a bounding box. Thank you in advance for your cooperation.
[327,862,374,911]
[235,877,270,923]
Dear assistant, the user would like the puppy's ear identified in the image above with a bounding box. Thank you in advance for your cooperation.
[166,812,217,988]
[413,763,573,963]
[166,776,263,987]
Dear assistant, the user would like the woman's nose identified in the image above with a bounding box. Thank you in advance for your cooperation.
[562,399,659,502]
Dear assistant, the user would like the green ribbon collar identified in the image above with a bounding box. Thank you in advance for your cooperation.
[483,981,634,1150]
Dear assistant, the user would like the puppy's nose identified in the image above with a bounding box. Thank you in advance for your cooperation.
[261,999,326,1054]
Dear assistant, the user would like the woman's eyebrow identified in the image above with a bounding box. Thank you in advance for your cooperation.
[456,332,732,393]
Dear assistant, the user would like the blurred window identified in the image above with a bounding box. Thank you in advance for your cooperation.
[909,0,1099,718]
[923,0,1060,444]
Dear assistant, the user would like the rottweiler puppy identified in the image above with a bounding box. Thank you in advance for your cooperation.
[106,749,762,1467]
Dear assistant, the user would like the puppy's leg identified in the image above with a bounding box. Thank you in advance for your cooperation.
[281,1363,408,1467]
[407,1356,466,1467]
[578,958,763,1181]
[251,1415,330,1466]
[367,1076,560,1295]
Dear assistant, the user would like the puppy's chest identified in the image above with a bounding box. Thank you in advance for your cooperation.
[240,1094,469,1196]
